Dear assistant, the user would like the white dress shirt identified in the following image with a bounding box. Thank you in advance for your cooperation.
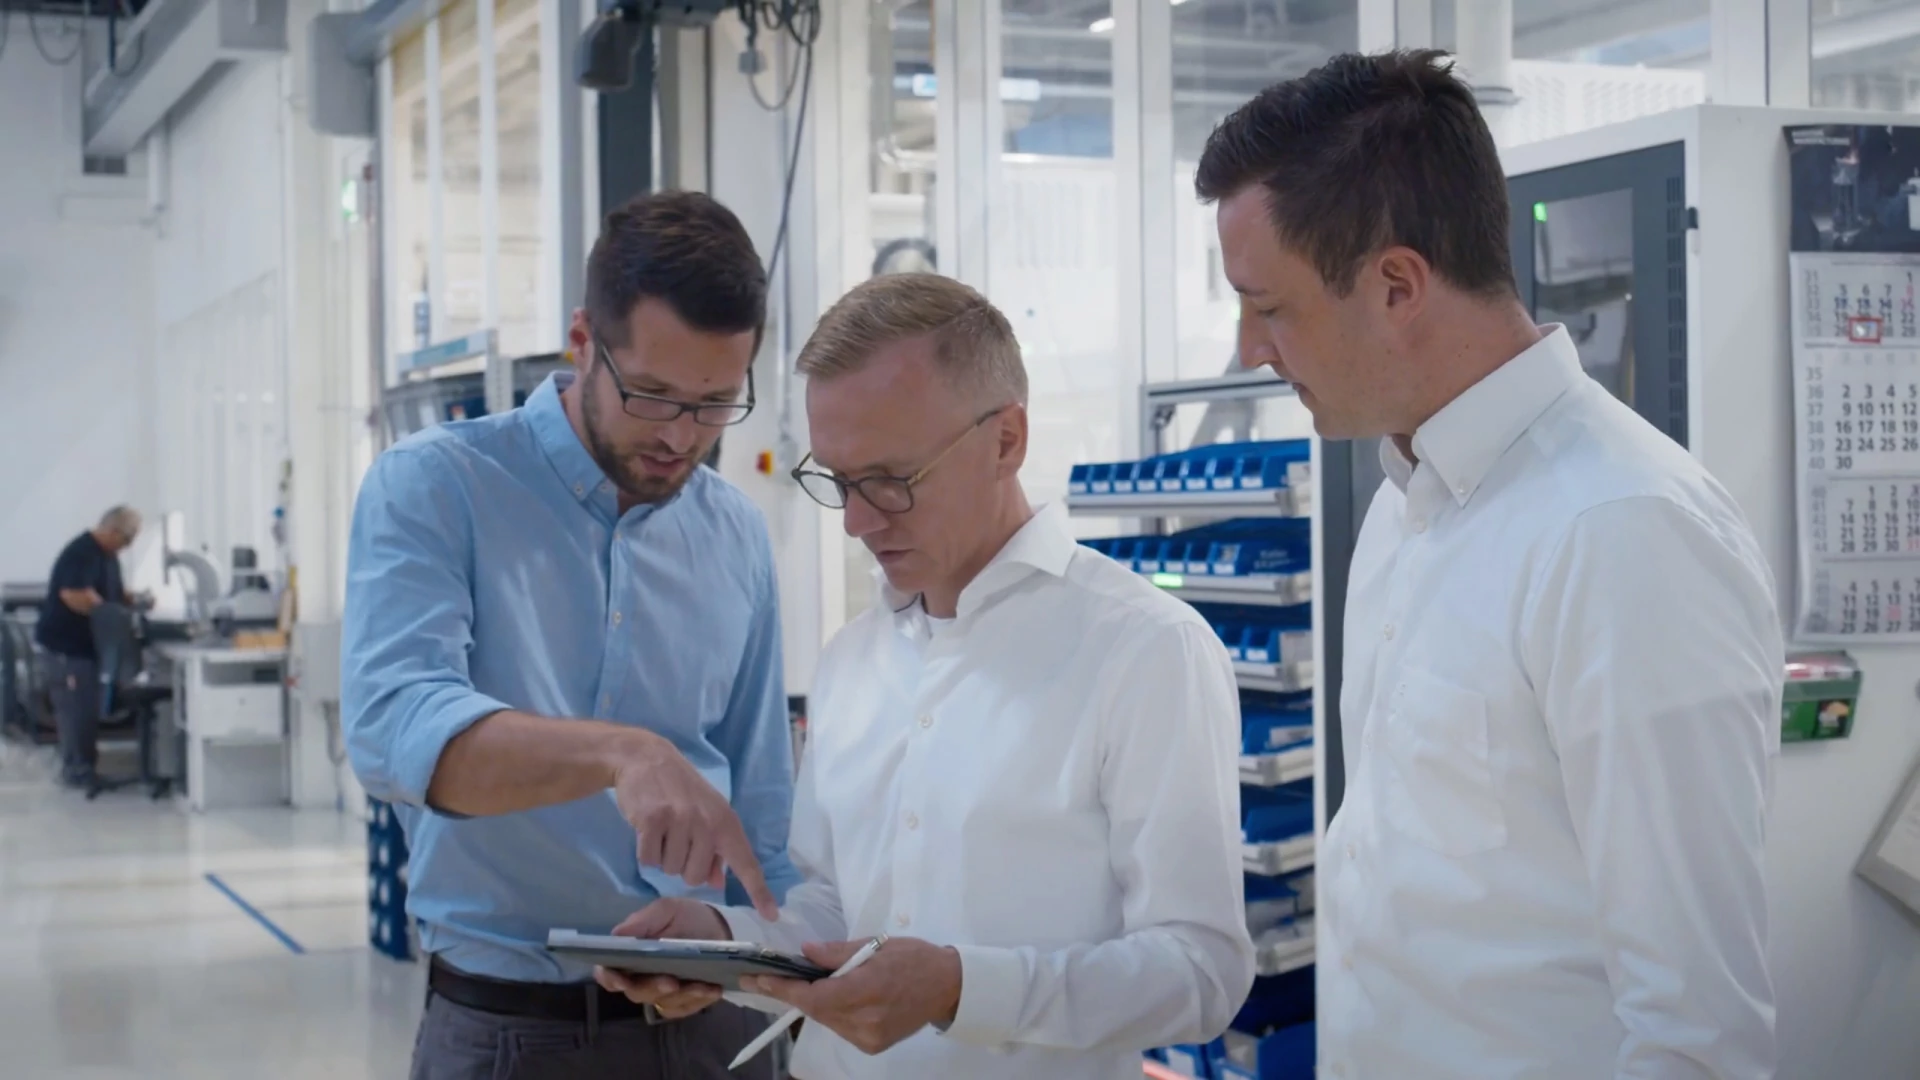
[1321,326,1782,1080]
[721,501,1256,1079]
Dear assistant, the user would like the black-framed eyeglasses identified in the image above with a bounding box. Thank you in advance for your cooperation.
[595,340,756,426]
[792,406,1010,514]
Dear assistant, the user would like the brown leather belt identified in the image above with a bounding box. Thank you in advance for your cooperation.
[427,955,658,1024]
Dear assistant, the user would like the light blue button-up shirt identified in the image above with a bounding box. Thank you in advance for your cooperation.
[341,371,799,982]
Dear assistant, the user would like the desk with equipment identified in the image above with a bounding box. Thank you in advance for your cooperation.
[147,542,292,811]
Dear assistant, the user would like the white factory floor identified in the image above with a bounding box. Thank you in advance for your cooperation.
[0,739,423,1079]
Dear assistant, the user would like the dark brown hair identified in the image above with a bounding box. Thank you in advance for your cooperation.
[584,191,768,344]
[1195,49,1516,298]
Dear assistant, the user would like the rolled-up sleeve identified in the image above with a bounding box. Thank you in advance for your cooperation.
[715,529,803,905]
[942,619,1256,1052]
[341,443,513,807]
[1527,496,1781,1079]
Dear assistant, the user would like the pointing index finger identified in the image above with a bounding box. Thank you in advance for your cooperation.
[716,815,779,921]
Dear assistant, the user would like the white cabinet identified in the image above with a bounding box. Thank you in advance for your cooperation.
[160,644,289,811]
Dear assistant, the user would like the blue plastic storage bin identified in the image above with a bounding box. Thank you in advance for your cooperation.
[1207,536,1307,577]
[1214,1022,1315,1080]
[1069,440,1310,500]
[1242,784,1313,843]
[1243,625,1311,666]
[1160,1037,1224,1077]
[1241,691,1312,753]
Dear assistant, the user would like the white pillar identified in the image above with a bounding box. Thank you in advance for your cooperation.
[1358,0,1397,52]
[426,16,447,343]
[1710,0,1769,105]
[1768,0,1812,107]
[283,0,358,810]
[1452,0,1516,145]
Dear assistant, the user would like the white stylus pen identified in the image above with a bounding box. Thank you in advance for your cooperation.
[729,935,887,1070]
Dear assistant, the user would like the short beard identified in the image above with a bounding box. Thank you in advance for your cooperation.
[581,367,697,506]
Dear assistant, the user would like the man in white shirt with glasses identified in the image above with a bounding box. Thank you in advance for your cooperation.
[595,272,1257,1079]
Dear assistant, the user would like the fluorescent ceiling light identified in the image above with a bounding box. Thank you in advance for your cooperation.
[1089,16,1115,32]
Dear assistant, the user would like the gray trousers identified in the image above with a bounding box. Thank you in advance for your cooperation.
[42,653,99,782]
[410,991,786,1080]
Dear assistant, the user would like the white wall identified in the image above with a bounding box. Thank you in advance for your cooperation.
[0,39,155,586]
[152,60,291,577]
[1692,106,1920,1080]
[707,12,834,695]
[1513,103,1920,1079]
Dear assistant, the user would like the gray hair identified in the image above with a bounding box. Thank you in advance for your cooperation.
[796,273,1028,408]
[99,505,142,536]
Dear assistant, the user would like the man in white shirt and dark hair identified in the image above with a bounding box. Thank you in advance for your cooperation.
[1196,49,1783,1080]
[595,270,1257,1078]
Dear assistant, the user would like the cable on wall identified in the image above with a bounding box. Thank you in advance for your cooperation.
[728,0,818,477]
[736,0,817,112]
[28,0,82,65]
[733,0,819,285]
[106,0,142,76]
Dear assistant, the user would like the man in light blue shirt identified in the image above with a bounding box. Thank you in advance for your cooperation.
[342,191,799,1080]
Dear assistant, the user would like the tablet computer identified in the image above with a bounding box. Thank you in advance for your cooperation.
[545,930,834,990]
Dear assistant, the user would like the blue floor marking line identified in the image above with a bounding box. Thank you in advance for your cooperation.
[204,872,307,955]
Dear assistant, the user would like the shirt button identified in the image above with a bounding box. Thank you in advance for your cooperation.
[1455,484,1468,497]
[906,813,919,830]
[918,714,933,730]
[1346,843,1357,860]
[1383,623,1396,640]
[1413,518,1427,534]
[1342,954,1355,972]
[600,695,612,711]
[895,914,911,928]
[612,611,623,626]
[574,483,585,496]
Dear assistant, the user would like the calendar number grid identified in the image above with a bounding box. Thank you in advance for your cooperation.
[1794,255,1920,642]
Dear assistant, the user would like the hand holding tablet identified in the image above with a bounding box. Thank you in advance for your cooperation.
[551,930,834,991]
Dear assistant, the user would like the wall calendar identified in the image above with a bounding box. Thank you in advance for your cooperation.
[1787,124,1920,641]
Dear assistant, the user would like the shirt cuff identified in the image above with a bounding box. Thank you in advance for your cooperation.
[941,943,1027,1046]
[716,904,771,945]
[393,691,514,810]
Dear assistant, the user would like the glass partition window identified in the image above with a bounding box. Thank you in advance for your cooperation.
[871,0,936,278]
[381,0,549,372]
[848,0,944,618]
[1812,0,1920,113]
[1434,0,1708,147]
[439,0,485,343]
[1171,1,1351,384]
[391,30,430,357]
[996,0,1121,532]
[496,0,547,358]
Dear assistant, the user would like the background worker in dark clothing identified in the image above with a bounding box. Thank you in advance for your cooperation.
[37,506,146,786]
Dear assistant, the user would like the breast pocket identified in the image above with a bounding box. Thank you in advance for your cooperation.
[1381,669,1507,857]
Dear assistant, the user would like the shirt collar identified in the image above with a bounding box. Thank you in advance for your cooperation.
[527,371,627,519]
[878,501,1078,623]
[1380,324,1584,505]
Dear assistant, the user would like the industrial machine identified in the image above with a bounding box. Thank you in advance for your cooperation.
[382,351,568,441]
[164,545,282,641]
